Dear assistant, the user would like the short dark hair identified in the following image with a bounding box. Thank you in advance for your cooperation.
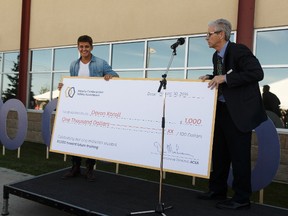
[263,85,270,92]
[77,35,93,47]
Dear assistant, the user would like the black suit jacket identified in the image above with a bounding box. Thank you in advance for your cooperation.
[210,41,267,132]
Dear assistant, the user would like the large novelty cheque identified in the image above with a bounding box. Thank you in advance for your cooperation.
[50,77,217,178]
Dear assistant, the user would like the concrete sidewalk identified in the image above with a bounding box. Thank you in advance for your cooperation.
[0,167,72,216]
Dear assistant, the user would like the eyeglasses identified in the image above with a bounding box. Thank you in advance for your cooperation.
[206,31,222,38]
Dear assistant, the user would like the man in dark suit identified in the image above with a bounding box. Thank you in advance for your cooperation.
[198,19,267,210]
[262,85,281,117]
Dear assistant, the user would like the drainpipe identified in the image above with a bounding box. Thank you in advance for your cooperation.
[18,0,31,106]
[236,0,255,50]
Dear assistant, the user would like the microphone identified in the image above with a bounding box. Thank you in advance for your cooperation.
[170,38,185,49]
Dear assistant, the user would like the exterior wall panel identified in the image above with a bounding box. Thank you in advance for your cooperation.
[255,0,288,29]
[28,0,238,48]
[0,0,22,51]
[2,0,288,51]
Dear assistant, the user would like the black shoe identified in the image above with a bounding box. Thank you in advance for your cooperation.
[85,169,96,182]
[62,165,81,179]
[198,191,227,200]
[85,164,96,182]
[216,199,250,210]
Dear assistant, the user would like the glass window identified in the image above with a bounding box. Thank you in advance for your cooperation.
[29,73,63,110]
[53,72,70,90]
[260,68,288,85]
[30,73,51,97]
[188,33,235,68]
[2,53,19,101]
[0,53,3,95]
[3,52,19,73]
[146,70,184,79]
[259,68,288,110]
[256,29,288,65]
[255,29,288,128]
[2,73,18,101]
[0,74,2,95]
[31,49,52,72]
[0,53,3,71]
[112,42,145,69]
[92,45,110,63]
[188,37,214,67]
[54,47,78,71]
[230,33,236,42]
[117,71,144,78]
[187,69,212,80]
[147,39,185,68]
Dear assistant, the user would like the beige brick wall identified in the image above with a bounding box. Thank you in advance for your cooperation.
[6,111,45,144]
[275,134,288,182]
[4,111,288,183]
[251,133,288,182]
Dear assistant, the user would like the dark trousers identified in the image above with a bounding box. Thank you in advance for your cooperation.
[71,156,96,167]
[209,102,252,202]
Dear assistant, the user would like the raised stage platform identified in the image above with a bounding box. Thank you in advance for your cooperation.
[2,168,288,216]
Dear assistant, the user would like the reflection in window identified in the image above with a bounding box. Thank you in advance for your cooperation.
[2,73,18,101]
[30,73,51,96]
[0,75,2,95]
[188,33,235,68]
[260,68,288,85]
[31,49,52,72]
[0,52,1,90]
[2,29,286,123]
[112,42,145,69]
[53,72,69,90]
[255,29,288,128]
[256,29,288,65]
[93,45,110,63]
[29,73,62,110]
[0,52,3,71]
[147,39,185,68]
[54,47,78,71]
[3,52,19,72]
[259,68,288,110]
[2,53,19,101]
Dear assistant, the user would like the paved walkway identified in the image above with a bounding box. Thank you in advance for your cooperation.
[0,167,72,216]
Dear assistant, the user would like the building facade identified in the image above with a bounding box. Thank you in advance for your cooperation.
[1,0,288,193]
[1,1,288,111]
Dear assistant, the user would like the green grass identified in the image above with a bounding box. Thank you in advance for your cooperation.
[0,142,287,209]
[0,142,70,175]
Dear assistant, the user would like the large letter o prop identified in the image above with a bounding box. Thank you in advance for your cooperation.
[228,118,280,191]
[0,99,28,150]
[42,98,58,147]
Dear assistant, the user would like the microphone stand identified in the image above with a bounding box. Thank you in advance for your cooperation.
[129,48,177,216]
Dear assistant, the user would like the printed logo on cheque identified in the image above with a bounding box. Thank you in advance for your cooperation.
[65,87,76,98]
